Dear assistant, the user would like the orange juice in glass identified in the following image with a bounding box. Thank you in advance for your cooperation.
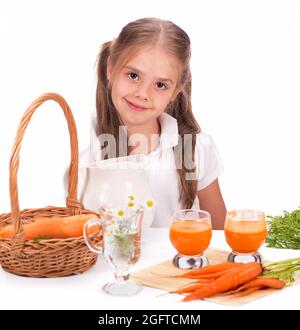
[225,210,267,263]
[169,210,212,269]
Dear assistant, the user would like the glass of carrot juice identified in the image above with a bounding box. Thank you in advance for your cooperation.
[169,209,212,269]
[225,209,267,264]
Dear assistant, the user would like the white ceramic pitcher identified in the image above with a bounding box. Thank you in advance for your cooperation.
[78,154,155,229]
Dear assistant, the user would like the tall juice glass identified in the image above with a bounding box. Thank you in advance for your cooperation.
[225,209,267,263]
[169,209,212,269]
[84,206,143,296]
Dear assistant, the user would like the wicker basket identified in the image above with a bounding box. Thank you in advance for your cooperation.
[0,93,101,277]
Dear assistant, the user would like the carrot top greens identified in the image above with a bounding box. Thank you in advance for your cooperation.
[262,257,300,285]
[266,208,300,249]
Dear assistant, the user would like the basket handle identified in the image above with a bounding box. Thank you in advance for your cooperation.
[9,93,81,236]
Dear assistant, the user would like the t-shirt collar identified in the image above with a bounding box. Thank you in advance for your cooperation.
[158,112,179,150]
[90,112,179,160]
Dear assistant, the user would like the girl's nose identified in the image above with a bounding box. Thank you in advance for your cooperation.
[134,83,150,102]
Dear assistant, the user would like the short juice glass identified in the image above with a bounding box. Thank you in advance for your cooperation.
[225,209,267,263]
[169,209,212,269]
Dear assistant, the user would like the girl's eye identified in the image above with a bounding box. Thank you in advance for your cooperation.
[128,72,139,80]
[156,82,167,90]
[127,72,167,90]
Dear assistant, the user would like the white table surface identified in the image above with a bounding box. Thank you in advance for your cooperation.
[0,228,299,310]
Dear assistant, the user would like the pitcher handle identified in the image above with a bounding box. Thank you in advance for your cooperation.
[83,217,104,254]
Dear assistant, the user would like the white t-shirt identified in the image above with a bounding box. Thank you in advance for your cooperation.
[77,112,223,227]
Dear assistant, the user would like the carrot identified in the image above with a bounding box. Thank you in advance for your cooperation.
[181,262,262,302]
[0,213,98,239]
[182,269,231,279]
[170,282,211,294]
[177,262,240,278]
[238,277,284,291]
[232,286,264,297]
[186,278,214,283]
[169,278,215,294]
[228,277,285,294]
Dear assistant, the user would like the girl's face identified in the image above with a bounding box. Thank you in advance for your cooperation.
[108,46,182,128]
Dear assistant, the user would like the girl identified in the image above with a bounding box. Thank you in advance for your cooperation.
[79,17,226,229]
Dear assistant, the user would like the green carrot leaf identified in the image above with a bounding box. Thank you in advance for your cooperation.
[266,207,300,249]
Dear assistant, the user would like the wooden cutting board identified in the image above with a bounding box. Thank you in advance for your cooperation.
[132,248,280,305]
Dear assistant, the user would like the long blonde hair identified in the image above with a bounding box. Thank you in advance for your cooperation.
[95,17,200,208]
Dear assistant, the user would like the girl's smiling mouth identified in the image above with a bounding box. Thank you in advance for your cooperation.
[125,99,149,112]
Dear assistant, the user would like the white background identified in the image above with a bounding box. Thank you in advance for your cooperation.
[0,0,300,217]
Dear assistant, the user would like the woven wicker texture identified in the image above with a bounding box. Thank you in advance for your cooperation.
[0,93,101,277]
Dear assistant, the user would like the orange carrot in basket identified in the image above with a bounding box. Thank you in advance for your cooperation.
[181,262,262,302]
[177,262,240,278]
[0,213,98,239]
